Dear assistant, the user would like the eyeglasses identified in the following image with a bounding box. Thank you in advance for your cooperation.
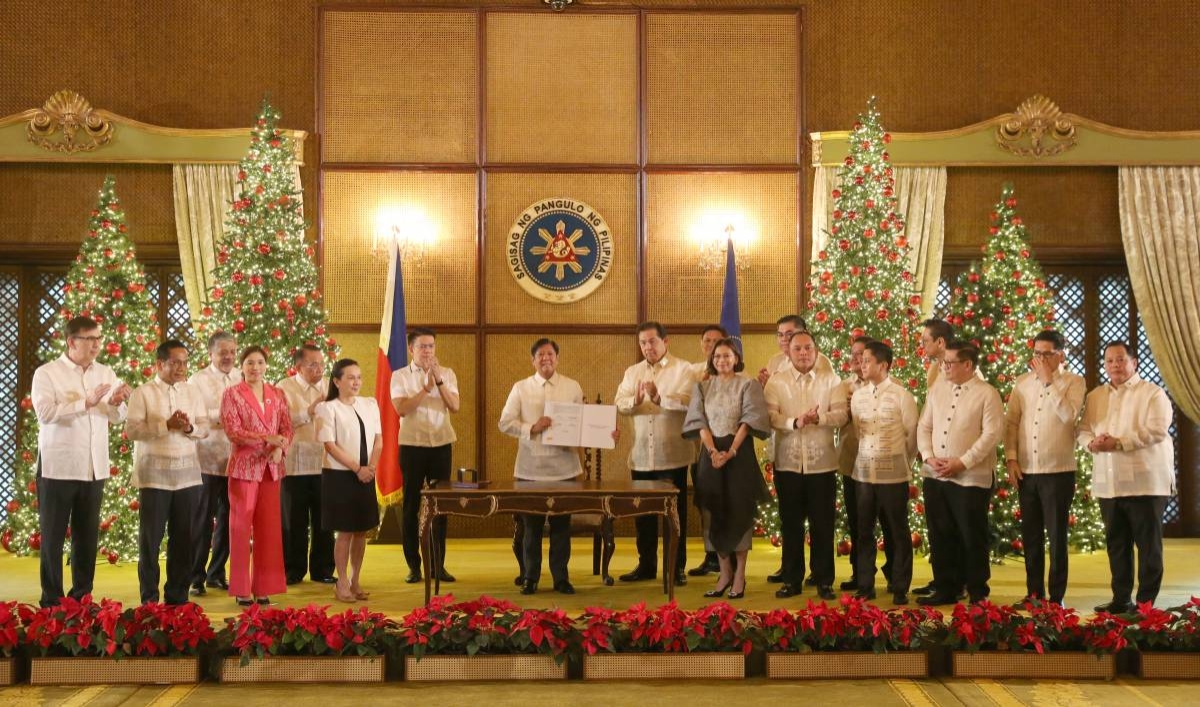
[1032,351,1060,358]
[71,335,102,342]
[941,359,968,367]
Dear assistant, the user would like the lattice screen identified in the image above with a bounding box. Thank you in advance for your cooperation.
[933,276,951,317]
[1047,273,1086,376]
[33,272,65,368]
[1097,274,1131,370]
[0,272,18,521]
[163,271,192,341]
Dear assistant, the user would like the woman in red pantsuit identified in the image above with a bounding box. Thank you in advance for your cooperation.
[221,346,293,606]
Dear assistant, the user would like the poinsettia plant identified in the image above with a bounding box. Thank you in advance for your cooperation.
[579,601,760,655]
[22,595,215,658]
[220,603,399,666]
[399,595,576,664]
[945,600,1129,655]
[0,601,28,658]
[758,596,943,653]
[1120,598,1200,652]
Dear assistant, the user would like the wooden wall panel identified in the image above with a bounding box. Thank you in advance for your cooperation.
[484,172,637,324]
[646,12,799,165]
[321,10,478,164]
[486,12,638,164]
[322,171,478,325]
[645,172,799,324]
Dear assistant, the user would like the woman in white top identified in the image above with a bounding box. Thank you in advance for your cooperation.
[315,359,382,603]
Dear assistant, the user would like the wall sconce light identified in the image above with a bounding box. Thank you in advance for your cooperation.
[693,213,753,273]
[372,206,435,266]
[543,0,573,10]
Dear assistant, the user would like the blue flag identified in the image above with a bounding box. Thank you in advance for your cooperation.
[719,238,742,353]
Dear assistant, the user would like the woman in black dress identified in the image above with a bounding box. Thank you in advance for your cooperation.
[683,339,771,599]
[315,358,382,603]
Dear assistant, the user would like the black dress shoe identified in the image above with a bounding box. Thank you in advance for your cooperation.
[916,592,960,607]
[816,585,836,601]
[767,570,784,584]
[521,580,538,595]
[892,592,909,605]
[839,579,858,591]
[256,597,272,606]
[206,578,229,590]
[804,576,819,588]
[404,571,422,584]
[235,597,254,607]
[775,584,802,599]
[437,569,457,583]
[674,573,687,587]
[189,585,206,597]
[514,575,525,586]
[553,580,575,595]
[853,589,876,600]
[687,564,713,577]
[619,568,656,582]
[286,577,302,586]
[912,582,936,597]
[314,576,337,584]
[1094,600,1135,614]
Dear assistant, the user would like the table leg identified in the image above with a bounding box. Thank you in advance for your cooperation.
[665,497,679,601]
[419,497,433,605]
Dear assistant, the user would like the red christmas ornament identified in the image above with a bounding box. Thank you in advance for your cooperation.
[1011,538,1024,552]
[5,500,18,514]
[29,532,41,551]
[20,396,31,410]
[129,500,141,511]
[250,274,264,286]
[836,540,852,556]
[968,272,980,283]
[258,243,271,255]
[111,289,125,300]
[107,552,119,564]
[274,270,285,281]
[997,488,1009,500]
[1,528,11,552]
[294,294,308,307]
[908,484,919,500]
[211,287,224,300]
[981,317,993,328]
[911,533,923,549]
[233,319,246,333]
[105,342,121,356]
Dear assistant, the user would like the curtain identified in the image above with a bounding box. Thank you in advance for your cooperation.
[1118,166,1200,423]
[811,165,947,316]
[172,164,304,323]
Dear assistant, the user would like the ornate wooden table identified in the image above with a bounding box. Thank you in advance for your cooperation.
[419,479,680,603]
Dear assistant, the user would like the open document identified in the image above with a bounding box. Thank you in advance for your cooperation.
[540,401,617,450]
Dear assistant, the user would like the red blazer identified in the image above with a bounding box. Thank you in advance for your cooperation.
[220,382,294,482]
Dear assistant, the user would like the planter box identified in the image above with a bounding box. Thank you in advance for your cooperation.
[582,653,745,680]
[29,656,200,685]
[1140,653,1200,680]
[404,654,566,681]
[766,651,929,679]
[219,655,385,683]
[952,651,1115,680]
[0,656,15,686]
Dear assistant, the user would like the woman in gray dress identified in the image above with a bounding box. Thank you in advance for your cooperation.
[683,338,771,599]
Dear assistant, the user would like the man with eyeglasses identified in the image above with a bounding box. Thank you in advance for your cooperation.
[125,340,208,604]
[31,316,131,607]
[917,341,1003,606]
[1005,330,1086,608]
[391,327,460,584]
[278,344,334,585]
[1078,341,1174,613]
[189,331,239,596]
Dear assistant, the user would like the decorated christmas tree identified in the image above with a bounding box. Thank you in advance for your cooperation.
[756,99,927,557]
[946,184,1104,557]
[2,177,160,562]
[196,99,337,379]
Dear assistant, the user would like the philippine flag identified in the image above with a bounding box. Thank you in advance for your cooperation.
[374,245,406,506]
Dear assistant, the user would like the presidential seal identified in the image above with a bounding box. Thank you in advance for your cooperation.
[507,198,613,303]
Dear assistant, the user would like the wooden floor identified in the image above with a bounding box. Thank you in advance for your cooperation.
[1,536,1197,619]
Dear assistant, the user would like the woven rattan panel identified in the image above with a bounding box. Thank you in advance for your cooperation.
[333,330,478,477]
[322,171,477,326]
[484,333,639,488]
[646,13,798,165]
[944,168,1122,253]
[484,172,637,324]
[645,172,798,324]
[321,10,478,163]
[0,164,175,246]
[486,12,638,165]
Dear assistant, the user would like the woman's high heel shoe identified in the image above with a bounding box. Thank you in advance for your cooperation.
[726,584,746,600]
[704,582,732,598]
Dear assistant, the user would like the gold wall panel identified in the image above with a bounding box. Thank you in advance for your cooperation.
[944,167,1122,254]
[486,13,638,165]
[333,330,479,481]
[484,172,637,324]
[322,171,477,325]
[646,172,799,325]
[0,164,175,247]
[646,13,798,165]
[321,11,477,164]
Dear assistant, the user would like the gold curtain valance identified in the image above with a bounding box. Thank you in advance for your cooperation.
[811,95,1200,168]
[0,90,307,165]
